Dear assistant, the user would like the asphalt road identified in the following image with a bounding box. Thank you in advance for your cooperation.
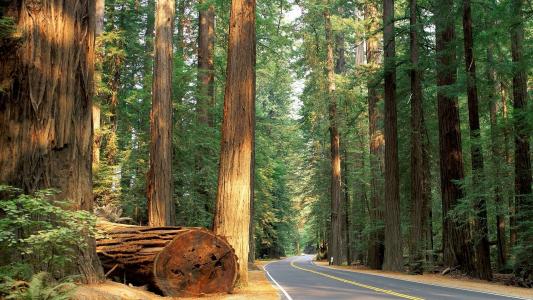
[263,255,532,300]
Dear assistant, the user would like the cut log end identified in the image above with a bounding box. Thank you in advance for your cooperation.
[153,229,238,296]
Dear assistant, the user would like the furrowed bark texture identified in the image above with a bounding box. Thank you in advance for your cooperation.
[510,0,532,277]
[365,1,385,270]
[462,0,492,280]
[0,0,103,283]
[96,221,238,296]
[213,0,256,284]
[434,0,475,275]
[382,0,402,272]
[148,0,176,227]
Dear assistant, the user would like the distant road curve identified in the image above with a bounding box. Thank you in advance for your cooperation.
[263,255,532,300]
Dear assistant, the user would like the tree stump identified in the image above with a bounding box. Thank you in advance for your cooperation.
[96,221,238,296]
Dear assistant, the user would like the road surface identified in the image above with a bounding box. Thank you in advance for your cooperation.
[263,255,531,300]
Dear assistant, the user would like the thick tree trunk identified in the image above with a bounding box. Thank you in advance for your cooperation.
[213,0,256,285]
[382,0,402,272]
[486,47,507,271]
[96,0,105,36]
[365,1,385,270]
[434,0,475,275]
[408,0,431,274]
[96,221,237,296]
[147,0,176,227]
[324,6,343,266]
[462,0,492,280]
[510,0,532,277]
[0,0,103,283]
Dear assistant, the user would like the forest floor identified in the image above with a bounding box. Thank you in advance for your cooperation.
[74,261,279,300]
[315,261,533,299]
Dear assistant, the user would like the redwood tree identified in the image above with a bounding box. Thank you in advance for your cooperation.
[324,5,343,266]
[147,0,176,227]
[213,0,256,284]
[382,0,402,272]
[0,0,103,283]
[510,0,532,276]
[462,0,491,280]
[365,1,385,270]
[434,0,475,275]
[408,0,431,274]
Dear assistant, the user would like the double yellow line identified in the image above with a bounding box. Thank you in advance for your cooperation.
[289,260,424,300]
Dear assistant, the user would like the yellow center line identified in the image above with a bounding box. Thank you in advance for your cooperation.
[289,260,425,300]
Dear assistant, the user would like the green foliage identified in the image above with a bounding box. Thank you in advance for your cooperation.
[0,186,97,279]
[1,272,76,300]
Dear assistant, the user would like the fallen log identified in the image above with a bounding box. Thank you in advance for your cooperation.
[95,220,238,297]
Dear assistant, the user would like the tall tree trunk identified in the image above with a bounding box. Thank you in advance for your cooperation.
[365,1,385,270]
[487,47,507,270]
[462,0,492,280]
[324,5,343,266]
[213,0,256,284]
[0,0,103,283]
[96,0,105,36]
[510,0,532,277]
[147,0,176,227]
[434,0,475,275]
[336,31,348,264]
[408,0,431,274]
[382,0,402,272]
[197,0,215,126]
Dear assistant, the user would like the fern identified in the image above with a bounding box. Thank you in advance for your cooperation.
[5,272,76,300]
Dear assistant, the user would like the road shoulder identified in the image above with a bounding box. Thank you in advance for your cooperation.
[313,261,533,299]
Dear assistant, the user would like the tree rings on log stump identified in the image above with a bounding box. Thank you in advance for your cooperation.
[96,221,237,296]
[154,228,238,296]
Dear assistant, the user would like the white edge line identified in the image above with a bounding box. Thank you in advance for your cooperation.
[263,260,294,300]
[310,260,533,300]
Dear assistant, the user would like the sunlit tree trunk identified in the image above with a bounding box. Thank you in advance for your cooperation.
[434,0,475,275]
[0,0,103,283]
[324,5,343,266]
[147,0,176,227]
[462,0,492,280]
[365,1,385,270]
[213,0,256,285]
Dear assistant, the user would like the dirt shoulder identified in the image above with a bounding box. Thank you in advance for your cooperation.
[74,262,280,300]
[314,261,533,299]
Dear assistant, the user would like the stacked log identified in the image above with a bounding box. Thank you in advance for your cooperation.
[95,221,238,296]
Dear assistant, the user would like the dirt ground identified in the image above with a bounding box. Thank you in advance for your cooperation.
[315,261,533,299]
[74,261,279,300]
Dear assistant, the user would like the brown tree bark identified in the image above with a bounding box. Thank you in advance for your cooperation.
[197,0,215,126]
[382,0,402,272]
[365,1,385,270]
[0,0,103,283]
[324,5,343,266]
[434,0,475,275]
[510,0,532,277]
[408,0,431,274]
[486,47,507,270]
[147,0,176,227]
[96,221,238,296]
[213,0,256,285]
[462,0,492,280]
